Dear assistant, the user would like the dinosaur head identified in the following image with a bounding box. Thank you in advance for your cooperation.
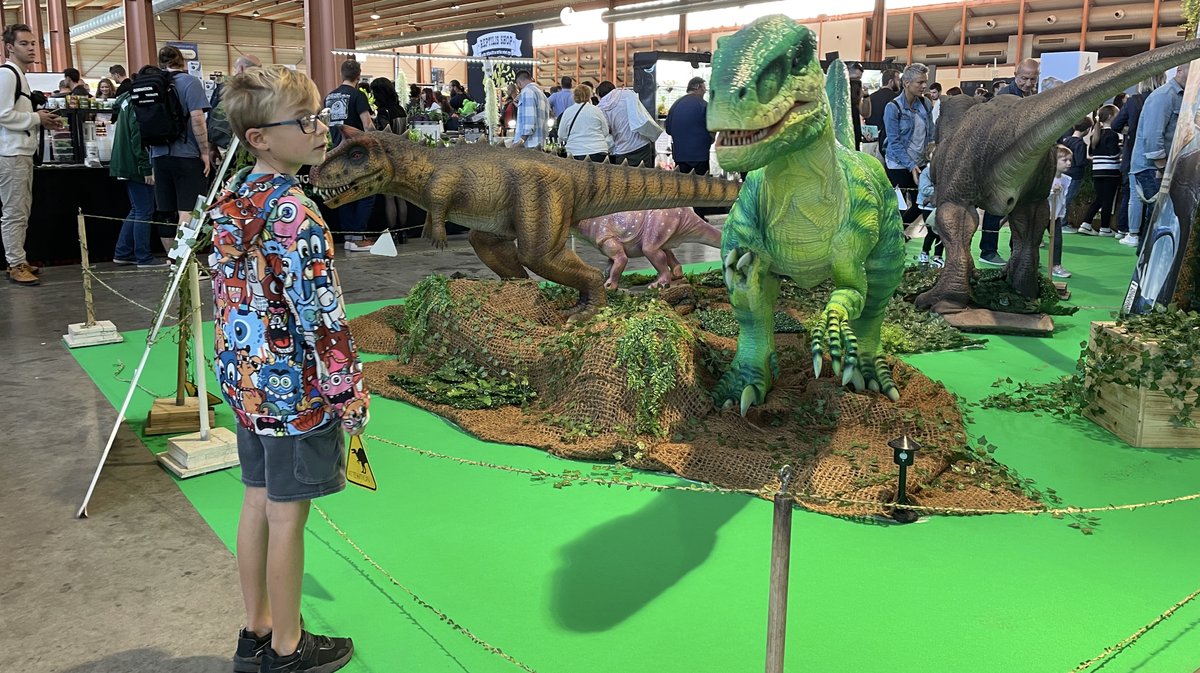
[309,127,395,208]
[707,16,825,172]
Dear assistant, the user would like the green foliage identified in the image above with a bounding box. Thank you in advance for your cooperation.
[615,306,693,437]
[696,309,806,338]
[1186,0,1200,37]
[896,265,941,298]
[390,357,536,409]
[400,275,452,361]
[971,269,1078,316]
[983,306,1200,428]
[881,301,986,354]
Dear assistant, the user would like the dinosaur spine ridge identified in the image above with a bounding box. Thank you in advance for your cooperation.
[576,162,741,219]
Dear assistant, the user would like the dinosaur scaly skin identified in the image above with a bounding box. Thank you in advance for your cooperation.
[308,128,740,320]
[708,16,905,414]
[918,38,1200,312]
[574,208,722,289]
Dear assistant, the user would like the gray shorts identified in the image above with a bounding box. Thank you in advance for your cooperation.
[237,421,346,502]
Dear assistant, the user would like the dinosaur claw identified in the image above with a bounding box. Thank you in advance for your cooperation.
[724,267,734,288]
[736,251,754,272]
[813,354,823,378]
[722,399,734,411]
[886,386,901,403]
[831,358,841,377]
[841,365,854,386]
[740,385,758,417]
[868,379,880,392]
[851,369,866,392]
[724,249,738,268]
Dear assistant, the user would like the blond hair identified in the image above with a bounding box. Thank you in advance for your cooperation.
[573,84,592,104]
[223,64,321,149]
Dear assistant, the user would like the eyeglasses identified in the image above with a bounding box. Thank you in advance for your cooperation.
[257,108,331,134]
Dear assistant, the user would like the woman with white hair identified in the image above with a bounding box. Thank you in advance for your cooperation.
[882,62,933,226]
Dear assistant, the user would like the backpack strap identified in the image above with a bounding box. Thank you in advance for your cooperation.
[0,63,28,105]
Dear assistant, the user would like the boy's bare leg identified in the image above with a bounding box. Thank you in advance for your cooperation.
[237,487,272,636]
[266,499,310,656]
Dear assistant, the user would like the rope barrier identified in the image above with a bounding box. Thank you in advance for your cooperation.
[81,268,159,315]
[311,503,539,673]
[77,210,428,239]
[363,435,1200,517]
[312,434,1200,673]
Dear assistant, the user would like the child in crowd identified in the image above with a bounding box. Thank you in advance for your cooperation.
[1060,117,1092,233]
[1049,144,1073,278]
[209,64,369,673]
[1077,104,1122,236]
[915,143,944,267]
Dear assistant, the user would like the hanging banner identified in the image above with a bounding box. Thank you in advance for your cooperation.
[167,41,203,80]
[1123,60,1200,314]
[465,23,534,103]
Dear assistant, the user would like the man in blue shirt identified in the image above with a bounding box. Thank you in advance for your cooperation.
[548,76,574,120]
[512,70,549,149]
[665,77,713,175]
[1125,63,1189,247]
[978,58,1039,266]
[148,45,210,253]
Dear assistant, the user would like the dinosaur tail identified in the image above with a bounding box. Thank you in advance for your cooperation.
[825,59,855,150]
[574,162,741,220]
[997,38,1200,185]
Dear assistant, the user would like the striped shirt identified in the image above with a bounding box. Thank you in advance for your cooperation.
[597,88,659,156]
[1090,127,1122,177]
[516,82,549,149]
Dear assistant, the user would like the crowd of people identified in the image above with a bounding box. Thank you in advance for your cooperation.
[847,56,1183,277]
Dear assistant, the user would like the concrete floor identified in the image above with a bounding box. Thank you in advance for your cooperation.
[0,234,721,673]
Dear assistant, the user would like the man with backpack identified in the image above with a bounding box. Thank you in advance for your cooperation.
[135,45,211,253]
[207,54,262,158]
[0,23,64,286]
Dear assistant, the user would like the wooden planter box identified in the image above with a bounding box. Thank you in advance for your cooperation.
[1084,321,1200,448]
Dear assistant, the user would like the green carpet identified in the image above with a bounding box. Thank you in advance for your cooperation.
[71,231,1200,673]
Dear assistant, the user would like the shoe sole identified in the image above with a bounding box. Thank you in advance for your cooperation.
[977,258,1005,266]
[263,646,353,673]
[8,276,38,286]
[232,657,260,673]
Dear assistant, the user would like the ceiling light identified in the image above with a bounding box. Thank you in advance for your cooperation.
[496,9,506,17]
[251,9,260,18]
[199,19,207,30]
[451,3,461,9]
[370,11,381,19]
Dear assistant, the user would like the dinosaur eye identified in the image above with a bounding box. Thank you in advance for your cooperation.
[758,56,786,103]
[349,148,366,162]
[790,49,804,75]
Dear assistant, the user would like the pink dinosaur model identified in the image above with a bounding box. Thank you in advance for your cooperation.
[574,207,722,289]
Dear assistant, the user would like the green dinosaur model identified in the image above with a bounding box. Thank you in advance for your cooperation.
[308,127,740,320]
[707,15,905,414]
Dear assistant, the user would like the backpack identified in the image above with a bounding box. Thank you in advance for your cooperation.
[129,66,188,147]
[206,81,233,150]
[881,97,931,155]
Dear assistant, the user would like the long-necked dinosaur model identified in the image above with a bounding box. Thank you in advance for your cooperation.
[707,15,906,414]
[308,128,740,320]
[917,38,1200,313]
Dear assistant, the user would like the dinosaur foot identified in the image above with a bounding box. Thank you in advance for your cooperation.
[809,304,858,384]
[713,354,779,417]
[562,301,602,323]
[857,354,900,402]
[647,275,675,289]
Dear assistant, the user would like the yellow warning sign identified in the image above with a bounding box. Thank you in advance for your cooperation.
[346,434,377,491]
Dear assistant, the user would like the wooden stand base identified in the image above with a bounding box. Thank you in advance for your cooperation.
[941,309,1055,336]
[144,397,217,436]
[1054,281,1070,301]
[62,321,123,348]
[158,427,239,478]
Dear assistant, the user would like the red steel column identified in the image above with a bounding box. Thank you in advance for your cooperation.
[606,0,616,82]
[305,0,355,96]
[47,0,70,71]
[1150,0,1162,48]
[124,0,157,71]
[1015,0,1027,64]
[20,0,45,71]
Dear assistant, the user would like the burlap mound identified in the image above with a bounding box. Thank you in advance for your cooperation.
[348,305,406,355]
[361,279,1040,517]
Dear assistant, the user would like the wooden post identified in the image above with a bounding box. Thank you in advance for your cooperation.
[1080,0,1091,52]
[764,465,794,673]
[188,256,211,441]
[678,12,688,53]
[270,21,278,66]
[869,0,885,61]
[606,0,616,82]
[1150,0,1162,49]
[76,210,96,328]
[906,9,914,64]
[1048,191,1059,286]
[1016,0,1026,64]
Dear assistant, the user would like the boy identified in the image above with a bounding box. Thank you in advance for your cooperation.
[1049,144,1074,278]
[1060,117,1092,234]
[209,64,369,673]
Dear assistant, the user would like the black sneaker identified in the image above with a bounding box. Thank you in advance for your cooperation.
[233,628,271,673]
[262,630,354,673]
[978,252,1007,266]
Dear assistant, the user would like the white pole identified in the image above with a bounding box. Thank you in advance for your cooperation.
[189,258,211,442]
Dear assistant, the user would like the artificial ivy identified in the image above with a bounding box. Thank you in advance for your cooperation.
[983,306,1200,427]
[970,269,1078,316]
[390,357,536,409]
[400,275,452,361]
[615,306,693,437]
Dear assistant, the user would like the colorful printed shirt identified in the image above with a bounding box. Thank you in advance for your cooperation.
[208,169,369,436]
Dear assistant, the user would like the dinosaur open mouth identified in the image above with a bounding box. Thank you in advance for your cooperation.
[715,100,812,149]
[314,181,361,201]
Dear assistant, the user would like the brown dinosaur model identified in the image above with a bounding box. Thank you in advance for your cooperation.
[917,39,1200,313]
[308,128,740,319]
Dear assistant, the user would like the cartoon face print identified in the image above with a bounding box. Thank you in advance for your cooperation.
[315,284,346,329]
[260,362,302,408]
[220,261,249,305]
[266,297,295,356]
[316,331,353,369]
[215,350,240,401]
[227,306,266,352]
[319,363,357,406]
[269,197,305,241]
